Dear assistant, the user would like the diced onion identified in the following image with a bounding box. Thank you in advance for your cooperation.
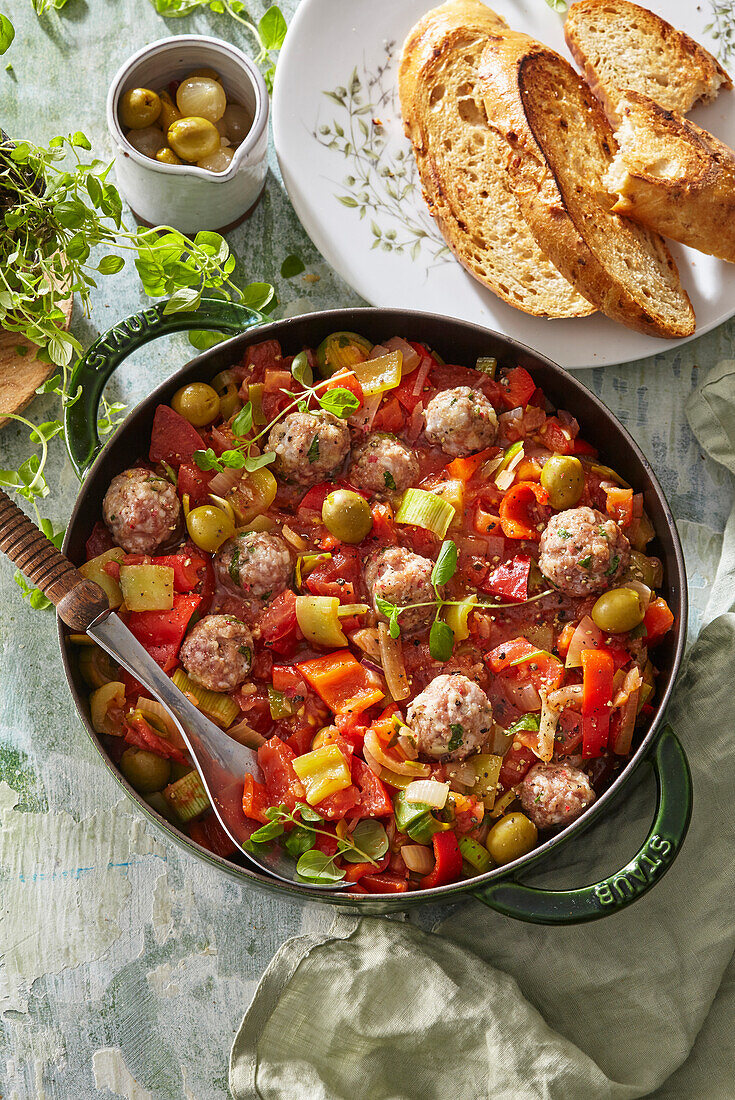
[208,465,243,496]
[495,445,525,491]
[282,524,308,551]
[504,679,542,712]
[547,684,583,710]
[565,616,604,668]
[412,356,432,397]
[385,336,420,374]
[368,343,390,359]
[406,401,424,443]
[621,579,652,609]
[352,392,382,432]
[351,628,382,660]
[227,718,266,749]
[536,694,559,762]
[395,487,455,539]
[378,622,410,701]
[363,729,431,777]
[405,780,449,808]
[401,844,435,874]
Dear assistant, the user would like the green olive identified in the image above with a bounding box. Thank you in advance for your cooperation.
[316,331,372,377]
[486,812,538,865]
[120,747,171,793]
[120,88,162,130]
[155,146,181,165]
[186,504,235,552]
[625,550,661,589]
[171,382,220,427]
[540,454,585,510]
[167,116,220,162]
[219,382,242,421]
[322,489,373,544]
[591,586,645,634]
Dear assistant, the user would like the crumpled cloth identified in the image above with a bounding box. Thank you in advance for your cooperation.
[231,363,735,1100]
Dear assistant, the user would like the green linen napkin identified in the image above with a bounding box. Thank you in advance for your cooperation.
[231,363,735,1100]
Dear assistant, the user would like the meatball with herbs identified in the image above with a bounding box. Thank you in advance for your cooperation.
[364,545,436,634]
[179,614,253,693]
[519,761,596,830]
[406,673,494,761]
[267,410,350,487]
[102,467,181,554]
[423,386,498,457]
[538,506,629,597]
[215,531,291,600]
[349,432,419,495]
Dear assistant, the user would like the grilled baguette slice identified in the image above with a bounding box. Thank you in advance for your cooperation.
[607,92,735,263]
[478,38,695,338]
[399,4,594,318]
[565,0,731,121]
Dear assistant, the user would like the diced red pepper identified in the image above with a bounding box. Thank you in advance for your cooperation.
[241,774,271,824]
[481,553,532,602]
[572,435,598,457]
[644,597,675,647]
[419,831,463,889]
[149,404,203,466]
[125,593,201,665]
[360,871,409,894]
[297,650,384,716]
[85,521,115,560]
[343,854,390,882]
[499,481,549,541]
[498,367,536,410]
[581,648,614,758]
[446,446,502,483]
[606,486,634,527]
[314,831,339,857]
[189,814,237,858]
[498,742,537,788]
[258,736,306,810]
[488,637,564,692]
[540,415,578,455]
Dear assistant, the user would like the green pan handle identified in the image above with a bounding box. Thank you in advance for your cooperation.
[64,298,264,478]
[473,726,692,924]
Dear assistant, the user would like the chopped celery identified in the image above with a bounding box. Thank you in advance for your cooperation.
[292,743,352,805]
[393,790,450,844]
[79,547,125,609]
[475,356,497,378]
[119,564,174,612]
[247,382,267,425]
[144,790,180,825]
[163,769,210,822]
[268,686,295,720]
[459,836,493,874]
[395,487,455,539]
[295,595,349,648]
[171,668,239,728]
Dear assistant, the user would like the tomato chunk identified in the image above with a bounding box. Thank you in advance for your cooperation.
[487,637,564,692]
[149,405,203,466]
[352,757,393,817]
[257,736,306,810]
[481,553,531,602]
[125,593,201,665]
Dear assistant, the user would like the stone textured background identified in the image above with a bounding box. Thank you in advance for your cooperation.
[0,1,732,1096]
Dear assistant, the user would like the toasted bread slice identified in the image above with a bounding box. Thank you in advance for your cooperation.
[607,92,735,263]
[565,0,731,120]
[478,38,695,338]
[399,5,594,318]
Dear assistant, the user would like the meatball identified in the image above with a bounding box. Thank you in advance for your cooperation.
[268,410,350,486]
[406,673,494,761]
[102,467,181,554]
[215,531,291,600]
[423,386,498,457]
[538,506,629,596]
[349,433,419,495]
[519,761,596,830]
[364,545,435,634]
[179,614,253,693]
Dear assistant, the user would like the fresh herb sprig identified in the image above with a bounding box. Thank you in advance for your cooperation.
[376,539,554,662]
[245,803,389,885]
[193,359,360,475]
[150,1,287,90]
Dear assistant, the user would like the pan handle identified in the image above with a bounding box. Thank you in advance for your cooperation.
[472,726,692,924]
[64,298,264,478]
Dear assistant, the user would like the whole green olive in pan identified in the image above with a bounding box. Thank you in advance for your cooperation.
[486,812,538,865]
[186,505,235,553]
[172,382,220,427]
[592,587,645,634]
[120,88,162,130]
[540,454,585,510]
[120,747,171,793]
[322,489,373,544]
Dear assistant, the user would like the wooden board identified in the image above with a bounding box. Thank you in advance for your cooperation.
[0,293,74,429]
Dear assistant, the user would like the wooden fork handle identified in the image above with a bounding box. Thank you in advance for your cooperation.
[0,488,110,631]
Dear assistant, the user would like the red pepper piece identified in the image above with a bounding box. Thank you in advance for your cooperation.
[499,366,536,410]
[581,648,615,758]
[644,597,675,647]
[419,830,463,889]
[360,871,409,894]
[499,482,549,541]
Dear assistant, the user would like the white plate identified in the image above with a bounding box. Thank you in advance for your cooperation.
[273,0,735,368]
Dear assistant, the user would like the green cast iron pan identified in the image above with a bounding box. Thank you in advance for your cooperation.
[59,299,692,923]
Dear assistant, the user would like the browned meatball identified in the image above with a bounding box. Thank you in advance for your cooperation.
[423,387,498,457]
[405,673,493,761]
[349,433,419,495]
[102,468,181,554]
[179,614,253,693]
[215,532,291,600]
[538,507,629,596]
[519,761,595,829]
[364,545,435,634]
[267,410,350,486]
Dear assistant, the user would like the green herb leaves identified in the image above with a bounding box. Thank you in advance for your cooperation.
[431,539,458,587]
[280,254,305,279]
[319,387,359,418]
[0,12,14,53]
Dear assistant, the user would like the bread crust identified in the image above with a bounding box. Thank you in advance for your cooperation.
[608,92,735,263]
[478,37,695,338]
[399,4,594,318]
[564,0,732,121]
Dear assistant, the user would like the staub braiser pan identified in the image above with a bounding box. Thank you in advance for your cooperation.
[54,299,691,922]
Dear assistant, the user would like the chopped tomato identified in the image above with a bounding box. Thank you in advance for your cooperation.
[272,665,309,699]
[243,339,283,377]
[149,404,203,466]
[323,370,364,409]
[480,553,532,602]
[189,814,237,858]
[572,436,598,458]
[498,742,537,788]
[369,500,396,545]
[498,367,536,410]
[257,590,300,655]
[419,831,463,889]
[297,650,384,716]
[85,521,115,560]
[177,460,213,504]
[314,830,339,857]
[306,546,362,604]
[318,785,362,820]
[499,482,549,541]
[488,636,564,692]
[360,871,409,893]
[393,369,431,413]
[125,593,201,665]
[474,505,503,538]
[123,712,186,764]
[372,396,404,432]
[298,481,366,517]
[257,736,306,810]
[581,648,614,758]
[606,486,634,527]
[241,772,273,824]
[352,757,393,817]
[554,710,583,757]
[644,597,675,647]
[151,552,206,592]
[540,415,578,455]
[262,369,294,420]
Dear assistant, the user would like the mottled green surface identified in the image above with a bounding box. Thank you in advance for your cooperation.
[0,1,733,1097]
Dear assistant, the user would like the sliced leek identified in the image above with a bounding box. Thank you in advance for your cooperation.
[475,356,497,378]
[429,478,464,528]
[295,595,348,648]
[468,753,503,809]
[377,621,410,701]
[316,331,372,377]
[353,349,403,396]
[395,487,455,539]
[78,646,119,689]
[495,443,525,491]
[268,686,295,720]
[444,593,477,643]
[90,681,126,735]
[292,743,352,805]
[163,769,210,822]
[459,836,493,874]
[171,668,239,728]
